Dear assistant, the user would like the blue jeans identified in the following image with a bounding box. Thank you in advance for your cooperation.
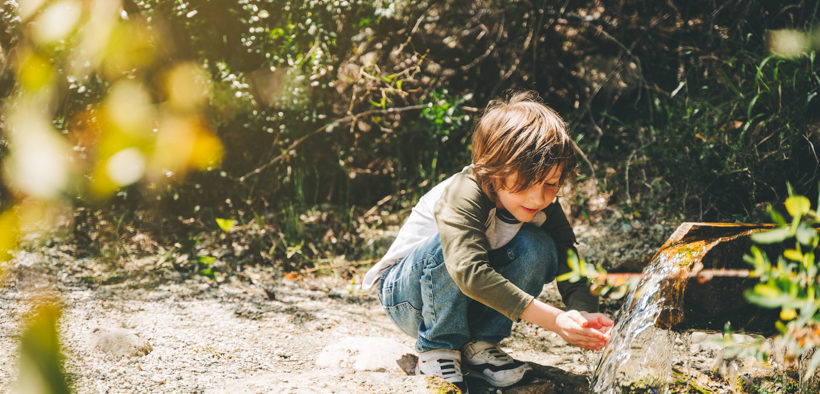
[378,224,559,352]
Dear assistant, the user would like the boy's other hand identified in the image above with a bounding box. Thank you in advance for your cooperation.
[554,310,613,350]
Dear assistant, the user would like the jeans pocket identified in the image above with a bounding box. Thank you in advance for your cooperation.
[384,302,422,337]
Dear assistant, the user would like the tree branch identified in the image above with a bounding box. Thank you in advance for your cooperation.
[238,104,427,182]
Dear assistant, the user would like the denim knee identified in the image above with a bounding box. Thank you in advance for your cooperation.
[501,224,559,285]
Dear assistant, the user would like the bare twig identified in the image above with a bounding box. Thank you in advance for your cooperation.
[239,104,427,182]
[392,5,431,57]
[461,21,501,72]
[593,268,755,284]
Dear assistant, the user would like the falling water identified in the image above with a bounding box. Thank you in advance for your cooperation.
[591,241,713,393]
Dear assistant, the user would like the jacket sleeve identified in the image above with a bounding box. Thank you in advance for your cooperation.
[541,201,600,313]
[434,173,535,321]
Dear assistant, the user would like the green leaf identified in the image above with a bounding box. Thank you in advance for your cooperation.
[751,226,793,244]
[198,255,216,264]
[215,218,234,232]
[270,28,285,39]
[608,284,631,300]
[555,272,576,282]
[795,221,817,245]
[745,246,769,272]
[767,205,787,226]
[744,285,795,309]
[199,267,215,279]
[783,249,803,262]
[785,195,811,218]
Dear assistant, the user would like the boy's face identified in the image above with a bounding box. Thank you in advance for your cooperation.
[496,166,562,222]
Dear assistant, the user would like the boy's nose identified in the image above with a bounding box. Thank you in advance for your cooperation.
[528,188,548,206]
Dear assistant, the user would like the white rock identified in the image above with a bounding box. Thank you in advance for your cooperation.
[89,327,152,358]
[316,336,414,373]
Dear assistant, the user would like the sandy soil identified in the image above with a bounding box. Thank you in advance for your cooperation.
[0,217,795,393]
[0,247,601,393]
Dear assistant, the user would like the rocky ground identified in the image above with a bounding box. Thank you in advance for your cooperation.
[0,216,803,393]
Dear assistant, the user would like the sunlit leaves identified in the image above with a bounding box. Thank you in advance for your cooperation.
[796,221,816,246]
[98,20,155,79]
[2,106,72,200]
[153,116,223,174]
[745,284,797,309]
[30,0,82,45]
[557,249,638,299]
[16,51,55,92]
[0,209,21,264]
[751,226,793,244]
[786,195,812,218]
[103,81,155,135]
[741,184,820,376]
[164,62,211,112]
[106,148,147,186]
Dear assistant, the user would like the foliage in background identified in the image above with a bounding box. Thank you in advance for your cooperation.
[1,0,818,272]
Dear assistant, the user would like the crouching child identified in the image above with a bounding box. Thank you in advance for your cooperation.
[362,91,613,392]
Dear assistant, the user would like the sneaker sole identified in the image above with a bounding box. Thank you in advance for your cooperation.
[464,364,531,388]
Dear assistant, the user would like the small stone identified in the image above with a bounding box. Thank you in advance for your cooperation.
[89,327,152,358]
[316,336,414,373]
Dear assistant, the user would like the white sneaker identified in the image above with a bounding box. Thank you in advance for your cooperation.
[416,349,469,393]
[461,341,531,387]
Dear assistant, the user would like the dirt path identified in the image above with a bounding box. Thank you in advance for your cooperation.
[0,248,601,393]
[0,219,791,393]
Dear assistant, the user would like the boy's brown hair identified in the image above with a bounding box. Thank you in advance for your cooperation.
[471,91,576,202]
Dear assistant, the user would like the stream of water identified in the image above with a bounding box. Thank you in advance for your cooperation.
[591,241,713,393]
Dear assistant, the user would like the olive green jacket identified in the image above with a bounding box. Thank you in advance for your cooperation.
[435,169,598,321]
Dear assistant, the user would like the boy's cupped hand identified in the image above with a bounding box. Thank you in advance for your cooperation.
[554,310,614,350]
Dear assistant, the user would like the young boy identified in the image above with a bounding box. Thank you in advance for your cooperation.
[362,91,613,391]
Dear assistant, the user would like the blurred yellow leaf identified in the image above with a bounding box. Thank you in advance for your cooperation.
[783,249,803,262]
[215,218,234,232]
[89,162,119,198]
[106,148,147,187]
[17,52,54,92]
[785,195,811,218]
[780,308,797,321]
[0,209,21,263]
[3,106,72,199]
[101,21,155,78]
[152,116,223,175]
[103,80,154,136]
[15,301,70,394]
[165,62,211,112]
[31,0,82,45]
[189,128,223,170]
